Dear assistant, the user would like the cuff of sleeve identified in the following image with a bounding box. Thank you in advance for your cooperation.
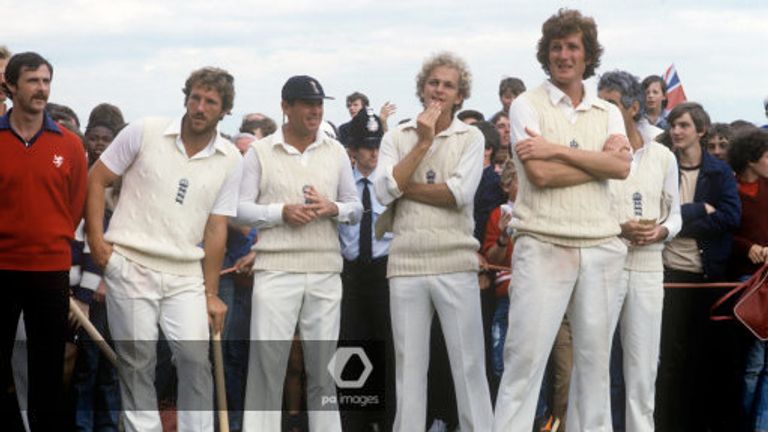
[69,266,82,287]
[385,166,404,200]
[445,177,464,207]
[267,203,284,225]
[72,286,95,304]
[80,271,102,291]
[662,222,677,242]
[333,201,347,224]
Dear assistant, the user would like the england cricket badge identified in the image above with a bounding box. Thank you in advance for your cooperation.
[176,178,190,204]
[426,169,436,184]
[632,192,643,217]
[569,139,579,149]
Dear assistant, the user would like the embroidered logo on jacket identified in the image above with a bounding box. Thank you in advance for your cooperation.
[176,178,190,204]
[53,154,64,168]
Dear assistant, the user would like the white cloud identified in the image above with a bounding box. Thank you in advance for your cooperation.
[4,0,766,132]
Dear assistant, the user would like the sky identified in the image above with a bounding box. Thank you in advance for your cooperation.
[3,0,767,134]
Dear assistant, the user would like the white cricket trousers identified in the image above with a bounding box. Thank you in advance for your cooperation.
[613,269,664,432]
[493,236,626,432]
[389,272,493,432]
[104,252,213,432]
[242,271,342,432]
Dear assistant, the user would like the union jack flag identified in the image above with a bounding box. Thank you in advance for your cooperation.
[663,64,687,114]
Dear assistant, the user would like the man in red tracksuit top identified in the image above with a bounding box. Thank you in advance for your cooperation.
[0,52,87,430]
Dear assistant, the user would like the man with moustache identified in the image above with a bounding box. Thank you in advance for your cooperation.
[493,9,631,432]
[236,75,361,431]
[86,67,243,431]
[374,52,493,432]
[0,52,87,430]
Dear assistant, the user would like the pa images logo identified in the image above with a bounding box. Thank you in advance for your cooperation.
[327,347,373,389]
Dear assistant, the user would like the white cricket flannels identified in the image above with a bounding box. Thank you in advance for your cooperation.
[511,84,620,247]
[105,117,241,276]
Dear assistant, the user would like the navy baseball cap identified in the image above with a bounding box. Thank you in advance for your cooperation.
[281,75,334,101]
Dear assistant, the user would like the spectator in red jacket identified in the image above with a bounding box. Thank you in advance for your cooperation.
[0,52,87,431]
[728,129,768,431]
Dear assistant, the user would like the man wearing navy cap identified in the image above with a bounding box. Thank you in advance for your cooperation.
[237,75,362,431]
[338,108,395,431]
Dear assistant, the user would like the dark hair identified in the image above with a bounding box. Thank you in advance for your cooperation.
[704,122,733,146]
[2,52,53,98]
[457,109,485,123]
[182,67,235,115]
[346,92,369,107]
[474,120,500,161]
[727,129,768,175]
[536,9,603,79]
[598,70,644,121]
[499,77,526,97]
[668,102,710,136]
[46,102,80,130]
[240,116,277,136]
[489,110,509,126]
[641,75,668,110]
[86,103,125,136]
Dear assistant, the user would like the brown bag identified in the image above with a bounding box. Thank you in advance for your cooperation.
[710,263,768,340]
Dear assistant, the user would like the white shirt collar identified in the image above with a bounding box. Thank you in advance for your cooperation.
[270,126,333,154]
[164,115,229,159]
[636,118,663,146]
[542,79,604,112]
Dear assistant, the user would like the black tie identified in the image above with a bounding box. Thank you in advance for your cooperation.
[359,178,373,263]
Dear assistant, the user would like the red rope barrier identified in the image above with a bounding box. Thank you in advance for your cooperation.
[664,282,741,289]
[480,264,742,289]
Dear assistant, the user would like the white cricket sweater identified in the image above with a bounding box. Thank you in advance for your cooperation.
[511,84,620,247]
[105,117,241,276]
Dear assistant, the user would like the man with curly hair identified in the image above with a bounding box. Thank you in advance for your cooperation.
[374,51,493,432]
[86,67,243,431]
[493,9,631,431]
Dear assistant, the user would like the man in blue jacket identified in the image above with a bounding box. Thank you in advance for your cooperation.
[657,102,742,431]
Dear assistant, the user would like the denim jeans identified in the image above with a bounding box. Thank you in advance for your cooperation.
[490,297,509,378]
[744,337,768,431]
[216,276,252,431]
[73,301,121,431]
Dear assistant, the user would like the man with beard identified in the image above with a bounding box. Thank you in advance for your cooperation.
[86,67,243,431]
[0,52,87,430]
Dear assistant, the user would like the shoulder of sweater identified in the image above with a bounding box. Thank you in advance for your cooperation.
[141,116,173,131]
[215,138,243,162]
[251,133,278,152]
[322,136,347,154]
[591,98,613,112]
[646,141,675,158]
